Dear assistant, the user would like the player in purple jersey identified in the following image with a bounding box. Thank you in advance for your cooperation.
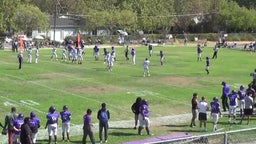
[138,99,153,136]
[13,113,24,144]
[82,109,95,144]
[227,90,238,124]
[45,106,59,144]
[60,105,72,142]
[238,85,246,117]
[221,81,230,112]
[197,44,203,61]
[29,112,40,144]
[210,97,221,132]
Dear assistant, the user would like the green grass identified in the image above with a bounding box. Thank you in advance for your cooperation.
[0,45,255,143]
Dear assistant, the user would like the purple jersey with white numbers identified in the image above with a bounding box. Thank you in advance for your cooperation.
[228,93,238,106]
[238,90,246,100]
[46,113,59,124]
[210,102,220,113]
[139,104,149,117]
[29,117,40,133]
[13,119,24,135]
[60,110,72,123]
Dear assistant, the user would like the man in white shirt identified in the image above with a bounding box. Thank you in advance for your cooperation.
[198,96,209,132]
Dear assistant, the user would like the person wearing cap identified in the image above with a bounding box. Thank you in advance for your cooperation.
[29,112,40,144]
[210,97,221,132]
[13,113,24,144]
[198,96,209,132]
[60,105,72,142]
[227,90,238,124]
[238,85,246,117]
[221,81,230,112]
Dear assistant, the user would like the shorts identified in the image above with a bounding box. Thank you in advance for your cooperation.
[192,109,197,119]
[212,113,219,124]
[62,122,70,133]
[13,134,20,143]
[244,108,253,115]
[48,123,58,136]
[198,113,207,121]
[229,105,237,116]
[138,113,150,128]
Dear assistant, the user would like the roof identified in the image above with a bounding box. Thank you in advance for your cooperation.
[48,15,84,28]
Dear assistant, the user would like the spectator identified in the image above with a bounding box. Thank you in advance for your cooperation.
[197,44,202,61]
[97,103,110,143]
[198,96,209,132]
[17,51,23,70]
[190,93,198,128]
[20,117,33,144]
[221,81,230,112]
[3,107,18,144]
[82,109,95,144]
[29,112,40,144]
[131,97,142,129]
[60,105,72,142]
[160,50,164,65]
[240,92,254,125]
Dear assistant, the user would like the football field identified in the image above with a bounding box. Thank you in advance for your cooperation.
[0,44,255,143]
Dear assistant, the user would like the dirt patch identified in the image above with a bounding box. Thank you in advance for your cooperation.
[69,86,123,94]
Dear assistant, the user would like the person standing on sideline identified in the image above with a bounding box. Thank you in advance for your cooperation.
[212,44,219,59]
[60,105,72,142]
[131,97,142,129]
[27,47,32,63]
[138,99,153,136]
[210,97,221,132]
[17,51,23,70]
[198,96,209,132]
[205,57,210,74]
[227,90,238,124]
[143,58,150,77]
[250,69,256,83]
[29,112,40,144]
[190,93,198,128]
[35,47,39,63]
[97,103,110,143]
[20,117,33,144]
[197,44,202,61]
[13,113,24,144]
[45,106,59,144]
[4,107,18,144]
[240,92,254,125]
[160,50,164,65]
[221,81,230,112]
[82,109,95,144]
[131,48,136,65]
[125,45,129,61]
[238,85,246,117]
[148,44,153,57]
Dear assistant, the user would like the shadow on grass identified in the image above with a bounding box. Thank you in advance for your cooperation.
[110,131,137,136]
[162,124,189,128]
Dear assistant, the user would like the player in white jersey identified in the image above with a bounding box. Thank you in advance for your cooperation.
[107,53,115,71]
[35,47,39,63]
[51,47,58,61]
[27,47,32,63]
[143,58,150,77]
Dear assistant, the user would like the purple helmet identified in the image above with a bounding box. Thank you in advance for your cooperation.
[213,97,218,101]
[30,112,36,117]
[63,105,68,110]
[49,106,56,113]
